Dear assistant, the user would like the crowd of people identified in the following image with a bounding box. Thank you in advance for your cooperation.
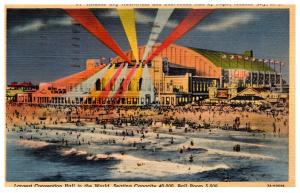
[5,101,288,170]
[6,101,289,138]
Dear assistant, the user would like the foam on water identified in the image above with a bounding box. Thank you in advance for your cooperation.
[16,140,50,149]
[60,147,113,161]
[45,147,232,178]
[7,129,288,181]
[110,153,230,178]
[207,148,276,160]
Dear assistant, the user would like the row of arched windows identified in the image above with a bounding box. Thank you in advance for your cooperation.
[95,78,144,91]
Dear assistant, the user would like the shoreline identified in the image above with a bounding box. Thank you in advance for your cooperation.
[5,103,289,181]
[6,118,288,181]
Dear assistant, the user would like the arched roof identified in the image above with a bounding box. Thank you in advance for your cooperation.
[112,44,222,78]
[112,44,272,74]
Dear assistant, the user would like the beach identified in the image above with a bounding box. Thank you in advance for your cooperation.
[6,103,289,181]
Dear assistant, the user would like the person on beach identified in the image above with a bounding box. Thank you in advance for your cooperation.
[190,140,194,146]
[170,137,174,144]
[273,122,277,134]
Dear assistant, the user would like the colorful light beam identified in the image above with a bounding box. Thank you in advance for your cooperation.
[142,9,174,61]
[101,64,116,91]
[113,64,138,98]
[145,9,214,63]
[64,9,131,63]
[124,63,143,92]
[139,64,154,105]
[65,64,110,96]
[117,9,139,62]
[97,63,126,99]
[108,64,129,98]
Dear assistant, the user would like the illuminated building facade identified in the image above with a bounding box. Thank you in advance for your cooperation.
[10,44,285,106]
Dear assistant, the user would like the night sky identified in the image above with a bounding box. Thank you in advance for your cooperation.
[6,8,290,84]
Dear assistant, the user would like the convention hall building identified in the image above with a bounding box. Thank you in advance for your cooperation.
[12,44,284,106]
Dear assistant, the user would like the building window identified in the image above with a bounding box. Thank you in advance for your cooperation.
[95,79,101,91]
[192,81,195,92]
[138,78,143,91]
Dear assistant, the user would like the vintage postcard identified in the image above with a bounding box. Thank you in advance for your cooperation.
[5,4,295,187]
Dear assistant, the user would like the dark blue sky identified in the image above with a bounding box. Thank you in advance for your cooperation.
[6,8,290,84]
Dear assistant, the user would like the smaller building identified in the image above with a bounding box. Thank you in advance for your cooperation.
[7,82,38,91]
[153,58,219,106]
[6,82,38,102]
[207,86,288,105]
[230,88,265,105]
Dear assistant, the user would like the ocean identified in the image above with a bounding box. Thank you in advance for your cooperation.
[6,130,288,182]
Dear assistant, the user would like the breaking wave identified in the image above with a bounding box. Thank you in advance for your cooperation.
[16,140,50,149]
[207,148,276,160]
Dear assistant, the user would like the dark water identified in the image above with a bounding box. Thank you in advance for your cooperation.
[6,137,118,181]
[6,132,288,182]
